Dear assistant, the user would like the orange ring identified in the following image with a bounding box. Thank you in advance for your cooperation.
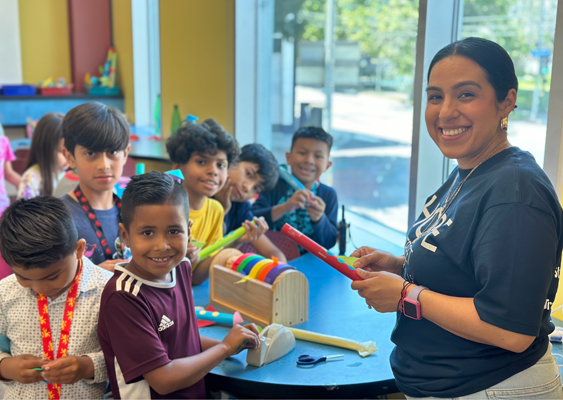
[258,258,280,282]
[248,259,273,279]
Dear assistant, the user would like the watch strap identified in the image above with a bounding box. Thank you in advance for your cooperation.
[406,285,427,301]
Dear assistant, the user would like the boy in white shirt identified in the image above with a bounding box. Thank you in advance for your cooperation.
[0,196,111,399]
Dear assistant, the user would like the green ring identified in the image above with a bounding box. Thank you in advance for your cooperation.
[236,255,263,273]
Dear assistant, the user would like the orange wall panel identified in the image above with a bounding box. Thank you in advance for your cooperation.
[19,0,71,85]
[111,0,135,124]
[159,0,234,138]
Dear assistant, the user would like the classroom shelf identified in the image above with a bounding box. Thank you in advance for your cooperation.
[0,94,124,126]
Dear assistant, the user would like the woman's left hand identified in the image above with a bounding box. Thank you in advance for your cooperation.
[351,269,406,313]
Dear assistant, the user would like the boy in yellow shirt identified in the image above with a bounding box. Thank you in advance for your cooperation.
[166,119,266,285]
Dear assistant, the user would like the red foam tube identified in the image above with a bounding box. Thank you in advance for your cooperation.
[280,223,362,281]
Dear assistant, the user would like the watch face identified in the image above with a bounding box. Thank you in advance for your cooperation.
[403,299,419,319]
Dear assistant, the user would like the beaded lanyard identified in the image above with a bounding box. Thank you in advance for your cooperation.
[37,259,82,400]
[73,186,122,260]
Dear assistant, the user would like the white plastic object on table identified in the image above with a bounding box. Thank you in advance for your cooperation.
[549,326,563,342]
[246,323,296,367]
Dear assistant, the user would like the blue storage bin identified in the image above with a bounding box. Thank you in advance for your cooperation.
[85,85,120,96]
[2,85,36,96]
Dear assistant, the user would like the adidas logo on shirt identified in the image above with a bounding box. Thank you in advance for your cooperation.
[158,315,174,332]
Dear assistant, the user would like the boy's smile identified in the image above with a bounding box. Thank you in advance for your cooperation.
[286,138,332,189]
[12,240,85,300]
[425,56,514,169]
[228,161,264,202]
[175,151,228,210]
[119,203,190,283]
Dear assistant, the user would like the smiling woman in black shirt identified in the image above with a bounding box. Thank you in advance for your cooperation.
[351,37,563,399]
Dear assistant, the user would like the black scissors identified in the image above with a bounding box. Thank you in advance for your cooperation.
[296,354,344,366]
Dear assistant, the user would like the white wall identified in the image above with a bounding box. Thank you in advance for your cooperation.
[0,0,23,84]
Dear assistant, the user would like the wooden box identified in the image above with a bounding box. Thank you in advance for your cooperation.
[209,264,309,327]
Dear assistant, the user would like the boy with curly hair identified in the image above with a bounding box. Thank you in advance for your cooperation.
[166,119,267,285]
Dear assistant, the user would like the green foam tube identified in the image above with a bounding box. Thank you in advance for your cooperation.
[198,225,247,261]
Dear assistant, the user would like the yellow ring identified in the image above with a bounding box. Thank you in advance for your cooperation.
[248,259,273,279]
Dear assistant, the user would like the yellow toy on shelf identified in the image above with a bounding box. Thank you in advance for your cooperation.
[209,249,309,327]
[84,47,120,96]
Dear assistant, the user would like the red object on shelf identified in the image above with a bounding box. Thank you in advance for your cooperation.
[39,85,74,96]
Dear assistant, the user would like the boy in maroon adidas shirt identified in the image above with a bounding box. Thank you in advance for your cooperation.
[97,171,259,399]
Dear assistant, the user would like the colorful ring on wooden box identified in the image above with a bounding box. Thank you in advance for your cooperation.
[225,255,242,270]
[242,257,266,275]
[237,255,263,274]
[231,253,254,271]
[264,265,295,284]
[210,248,242,271]
[248,259,273,279]
[258,260,281,282]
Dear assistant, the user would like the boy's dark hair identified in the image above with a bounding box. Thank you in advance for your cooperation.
[62,102,130,155]
[238,144,279,192]
[166,118,239,166]
[291,126,333,152]
[0,197,78,269]
[121,171,190,229]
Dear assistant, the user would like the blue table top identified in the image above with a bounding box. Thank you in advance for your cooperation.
[192,253,398,398]
[129,126,170,162]
[8,126,170,163]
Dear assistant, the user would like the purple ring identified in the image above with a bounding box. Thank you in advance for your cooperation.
[264,265,296,284]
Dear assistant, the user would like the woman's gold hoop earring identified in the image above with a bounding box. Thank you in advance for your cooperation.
[501,117,508,131]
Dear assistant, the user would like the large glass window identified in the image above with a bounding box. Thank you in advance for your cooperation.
[460,0,557,167]
[270,0,419,234]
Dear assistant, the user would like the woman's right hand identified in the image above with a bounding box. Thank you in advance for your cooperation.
[351,246,404,276]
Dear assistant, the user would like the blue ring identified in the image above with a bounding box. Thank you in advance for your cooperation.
[242,256,265,275]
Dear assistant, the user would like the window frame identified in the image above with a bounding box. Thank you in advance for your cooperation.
[131,0,161,128]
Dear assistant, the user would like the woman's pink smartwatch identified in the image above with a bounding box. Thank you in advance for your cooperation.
[402,285,428,320]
